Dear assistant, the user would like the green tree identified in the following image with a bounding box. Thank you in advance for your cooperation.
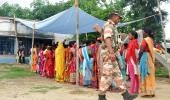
[0,0,168,42]
[123,0,168,42]
[0,3,33,19]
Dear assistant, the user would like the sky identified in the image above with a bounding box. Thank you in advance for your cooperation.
[0,0,170,39]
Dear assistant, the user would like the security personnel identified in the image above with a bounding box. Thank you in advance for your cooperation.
[98,12,138,100]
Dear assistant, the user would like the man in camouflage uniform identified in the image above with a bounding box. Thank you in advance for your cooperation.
[97,12,138,100]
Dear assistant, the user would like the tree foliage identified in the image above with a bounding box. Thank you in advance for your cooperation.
[123,0,168,42]
[0,0,169,42]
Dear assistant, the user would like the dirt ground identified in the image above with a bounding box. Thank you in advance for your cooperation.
[0,65,170,100]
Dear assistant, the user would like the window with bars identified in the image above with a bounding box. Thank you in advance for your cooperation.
[0,37,14,55]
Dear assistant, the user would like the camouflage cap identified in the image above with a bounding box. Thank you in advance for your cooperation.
[108,12,122,19]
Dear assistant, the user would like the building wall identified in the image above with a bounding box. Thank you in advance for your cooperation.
[0,36,15,55]
[18,37,52,56]
[0,18,15,36]
[0,19,14,31]
[0,17,54,63]
[0,55,16,64]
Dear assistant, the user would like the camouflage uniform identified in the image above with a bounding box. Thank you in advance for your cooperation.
[99,20,126,94]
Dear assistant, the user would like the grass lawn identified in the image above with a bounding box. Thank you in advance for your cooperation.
[0,64,169,80]
[155,66,169,78]
[0,64,35,80]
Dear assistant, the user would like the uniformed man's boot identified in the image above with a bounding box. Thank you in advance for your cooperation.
[98,94,106,100]
[121,90,138,100]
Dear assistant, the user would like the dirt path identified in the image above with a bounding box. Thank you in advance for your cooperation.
[0,75,170,100]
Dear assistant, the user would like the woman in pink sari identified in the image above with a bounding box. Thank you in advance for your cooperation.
[38,44,45,76]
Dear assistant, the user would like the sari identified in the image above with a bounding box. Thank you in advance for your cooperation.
[126,39,139,94]
[97,45,102,83]
[38,50,45,75]
[64,47,70,82]
[82,46,93,86]
[45,50,54,78]
[31,52,38,72]
[91,44,99,88]
[139,37,155,96]
[30,48,37,66]
[42,49,47,77]
[69,47,76,84]
[79,48,84,86]
[55,43,65,82]
[117,52,126,80]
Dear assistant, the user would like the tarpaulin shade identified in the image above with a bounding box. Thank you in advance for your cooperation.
[16,6,105,34]
[16,6,157,34]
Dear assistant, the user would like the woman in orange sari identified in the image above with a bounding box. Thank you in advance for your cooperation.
[31,50,38,72]
[139,27,155,97]
[64,45,70,82]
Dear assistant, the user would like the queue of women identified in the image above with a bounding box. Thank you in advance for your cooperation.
[30,26,158,98]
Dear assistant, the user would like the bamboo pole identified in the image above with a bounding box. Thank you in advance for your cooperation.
[14,15,18,62]
[32,21,35,49]
[31,20,36,68]
[75,0,79,86]
[86,33,88,40]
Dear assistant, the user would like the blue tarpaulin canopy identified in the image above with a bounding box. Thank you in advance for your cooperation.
[16,6,154,34]
[16,6,105,34]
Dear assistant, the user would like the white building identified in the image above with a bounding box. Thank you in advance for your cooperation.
[0,16,54,63]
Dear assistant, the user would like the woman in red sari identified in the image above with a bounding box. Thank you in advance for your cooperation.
[126,31,139,94]
[44,46,55,78]
[91,40,99,88]
[69,42,76,84]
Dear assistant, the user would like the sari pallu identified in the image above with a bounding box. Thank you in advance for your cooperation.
[139,37,155,96]
[126,39,140,94]
[82,46,93,86]
[126,39,139,75]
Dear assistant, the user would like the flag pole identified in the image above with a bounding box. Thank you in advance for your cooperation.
[75,0,79,86]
